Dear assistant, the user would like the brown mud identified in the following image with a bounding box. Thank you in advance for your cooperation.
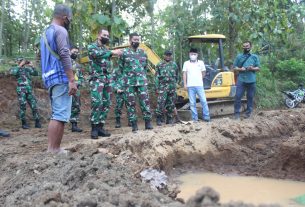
[1,76,305,207]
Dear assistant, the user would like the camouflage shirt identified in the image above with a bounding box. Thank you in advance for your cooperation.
[88,41,112,82]
[111,68,125,92]
[72,60,85,86]
[119,47,148,86]
[10,66,38,87]
[155,60,179,88]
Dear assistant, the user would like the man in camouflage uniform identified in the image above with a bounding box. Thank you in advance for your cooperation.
[69,47,84,132]
[10,58,41,129]
[118,32,153,132]
[88,28,122,139]
[155,50,179,126]
[111,68,130,128]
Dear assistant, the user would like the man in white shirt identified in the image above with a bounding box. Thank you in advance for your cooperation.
[183,48,210,122]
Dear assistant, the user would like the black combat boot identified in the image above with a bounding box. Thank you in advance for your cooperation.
[156,116,162,126]
[98,123,111,137]
[166,116,174,125]
[35,119,42,128]
[175,113,182,123]
[71,122,82,132]
[115,117,121,128]
[145,120,153,130]
[21,120,29,129]
[0,129,10,137]
[91,124,99,139]
[160,115,165,123]
[131,121,138,132]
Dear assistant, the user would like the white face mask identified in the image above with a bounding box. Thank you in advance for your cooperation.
[190,54,198,61]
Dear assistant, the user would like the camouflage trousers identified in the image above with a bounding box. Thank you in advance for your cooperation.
[114,92,128,119]
[90,79,112,124]
[126,85,152,122]
[155,84,177,118]
[16,86,40,120]
[70,89,81,123]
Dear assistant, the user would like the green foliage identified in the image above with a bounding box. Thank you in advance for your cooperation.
[0,62,12,73]
[256,65,282,109]
[275,58,305,90]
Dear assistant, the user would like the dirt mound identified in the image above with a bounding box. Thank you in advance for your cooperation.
[1,106,305,206]
[1,75,305,206]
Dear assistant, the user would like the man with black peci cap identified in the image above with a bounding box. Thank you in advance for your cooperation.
[155,50,179,125]
[183,48,210,122]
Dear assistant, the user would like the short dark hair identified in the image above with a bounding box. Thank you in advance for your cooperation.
[243,40,252,46]
[164,50,172,55]
[129,32,140,40]
[190,48,198,53]
[98,28,108,34]
[53,4,72,18]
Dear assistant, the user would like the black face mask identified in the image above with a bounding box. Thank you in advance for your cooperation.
[101,37,109,45]
[71,53,78,60]
[243,48,251,54]
[131,42,140,49]
[64,17,70,31]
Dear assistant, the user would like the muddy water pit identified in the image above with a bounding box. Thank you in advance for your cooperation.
[178,172,305,206]
[160,109,305,207]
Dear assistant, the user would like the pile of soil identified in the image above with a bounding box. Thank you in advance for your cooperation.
[1,75,305,206]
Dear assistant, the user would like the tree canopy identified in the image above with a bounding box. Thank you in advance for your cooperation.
[0,0,304,66]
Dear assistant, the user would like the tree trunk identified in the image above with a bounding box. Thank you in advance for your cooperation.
[0,0,5,57]
[150,13,155,48]
[179,37,183,70]
[228,0,237,60]
[94,0,97,13]
[7,0,12,56]
[79,20,83,50]
[23,0,33,53]
[110,0,116,46]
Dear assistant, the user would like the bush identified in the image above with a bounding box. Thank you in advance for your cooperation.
[256,65,282,109]
[275,58,305,90]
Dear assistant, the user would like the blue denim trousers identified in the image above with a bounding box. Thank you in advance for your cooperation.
[234,81,256,115]
[49,84,72,122]
[187,86,210,121]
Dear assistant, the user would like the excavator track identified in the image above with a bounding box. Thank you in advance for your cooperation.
[177,99,247,120]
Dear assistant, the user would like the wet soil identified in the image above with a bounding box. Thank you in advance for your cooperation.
[1,76,305,207]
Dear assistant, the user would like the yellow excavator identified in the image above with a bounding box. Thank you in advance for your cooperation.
[79,34,240,118]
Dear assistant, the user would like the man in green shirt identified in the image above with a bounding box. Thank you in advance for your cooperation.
[10,58,41,129]
[155,50,179,125]
[233,40,260,119]
[118,32,153,132]
[69,47,84,132]
[87,28,122,139]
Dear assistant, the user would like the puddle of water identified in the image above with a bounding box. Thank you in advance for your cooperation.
[178,172,305,206]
